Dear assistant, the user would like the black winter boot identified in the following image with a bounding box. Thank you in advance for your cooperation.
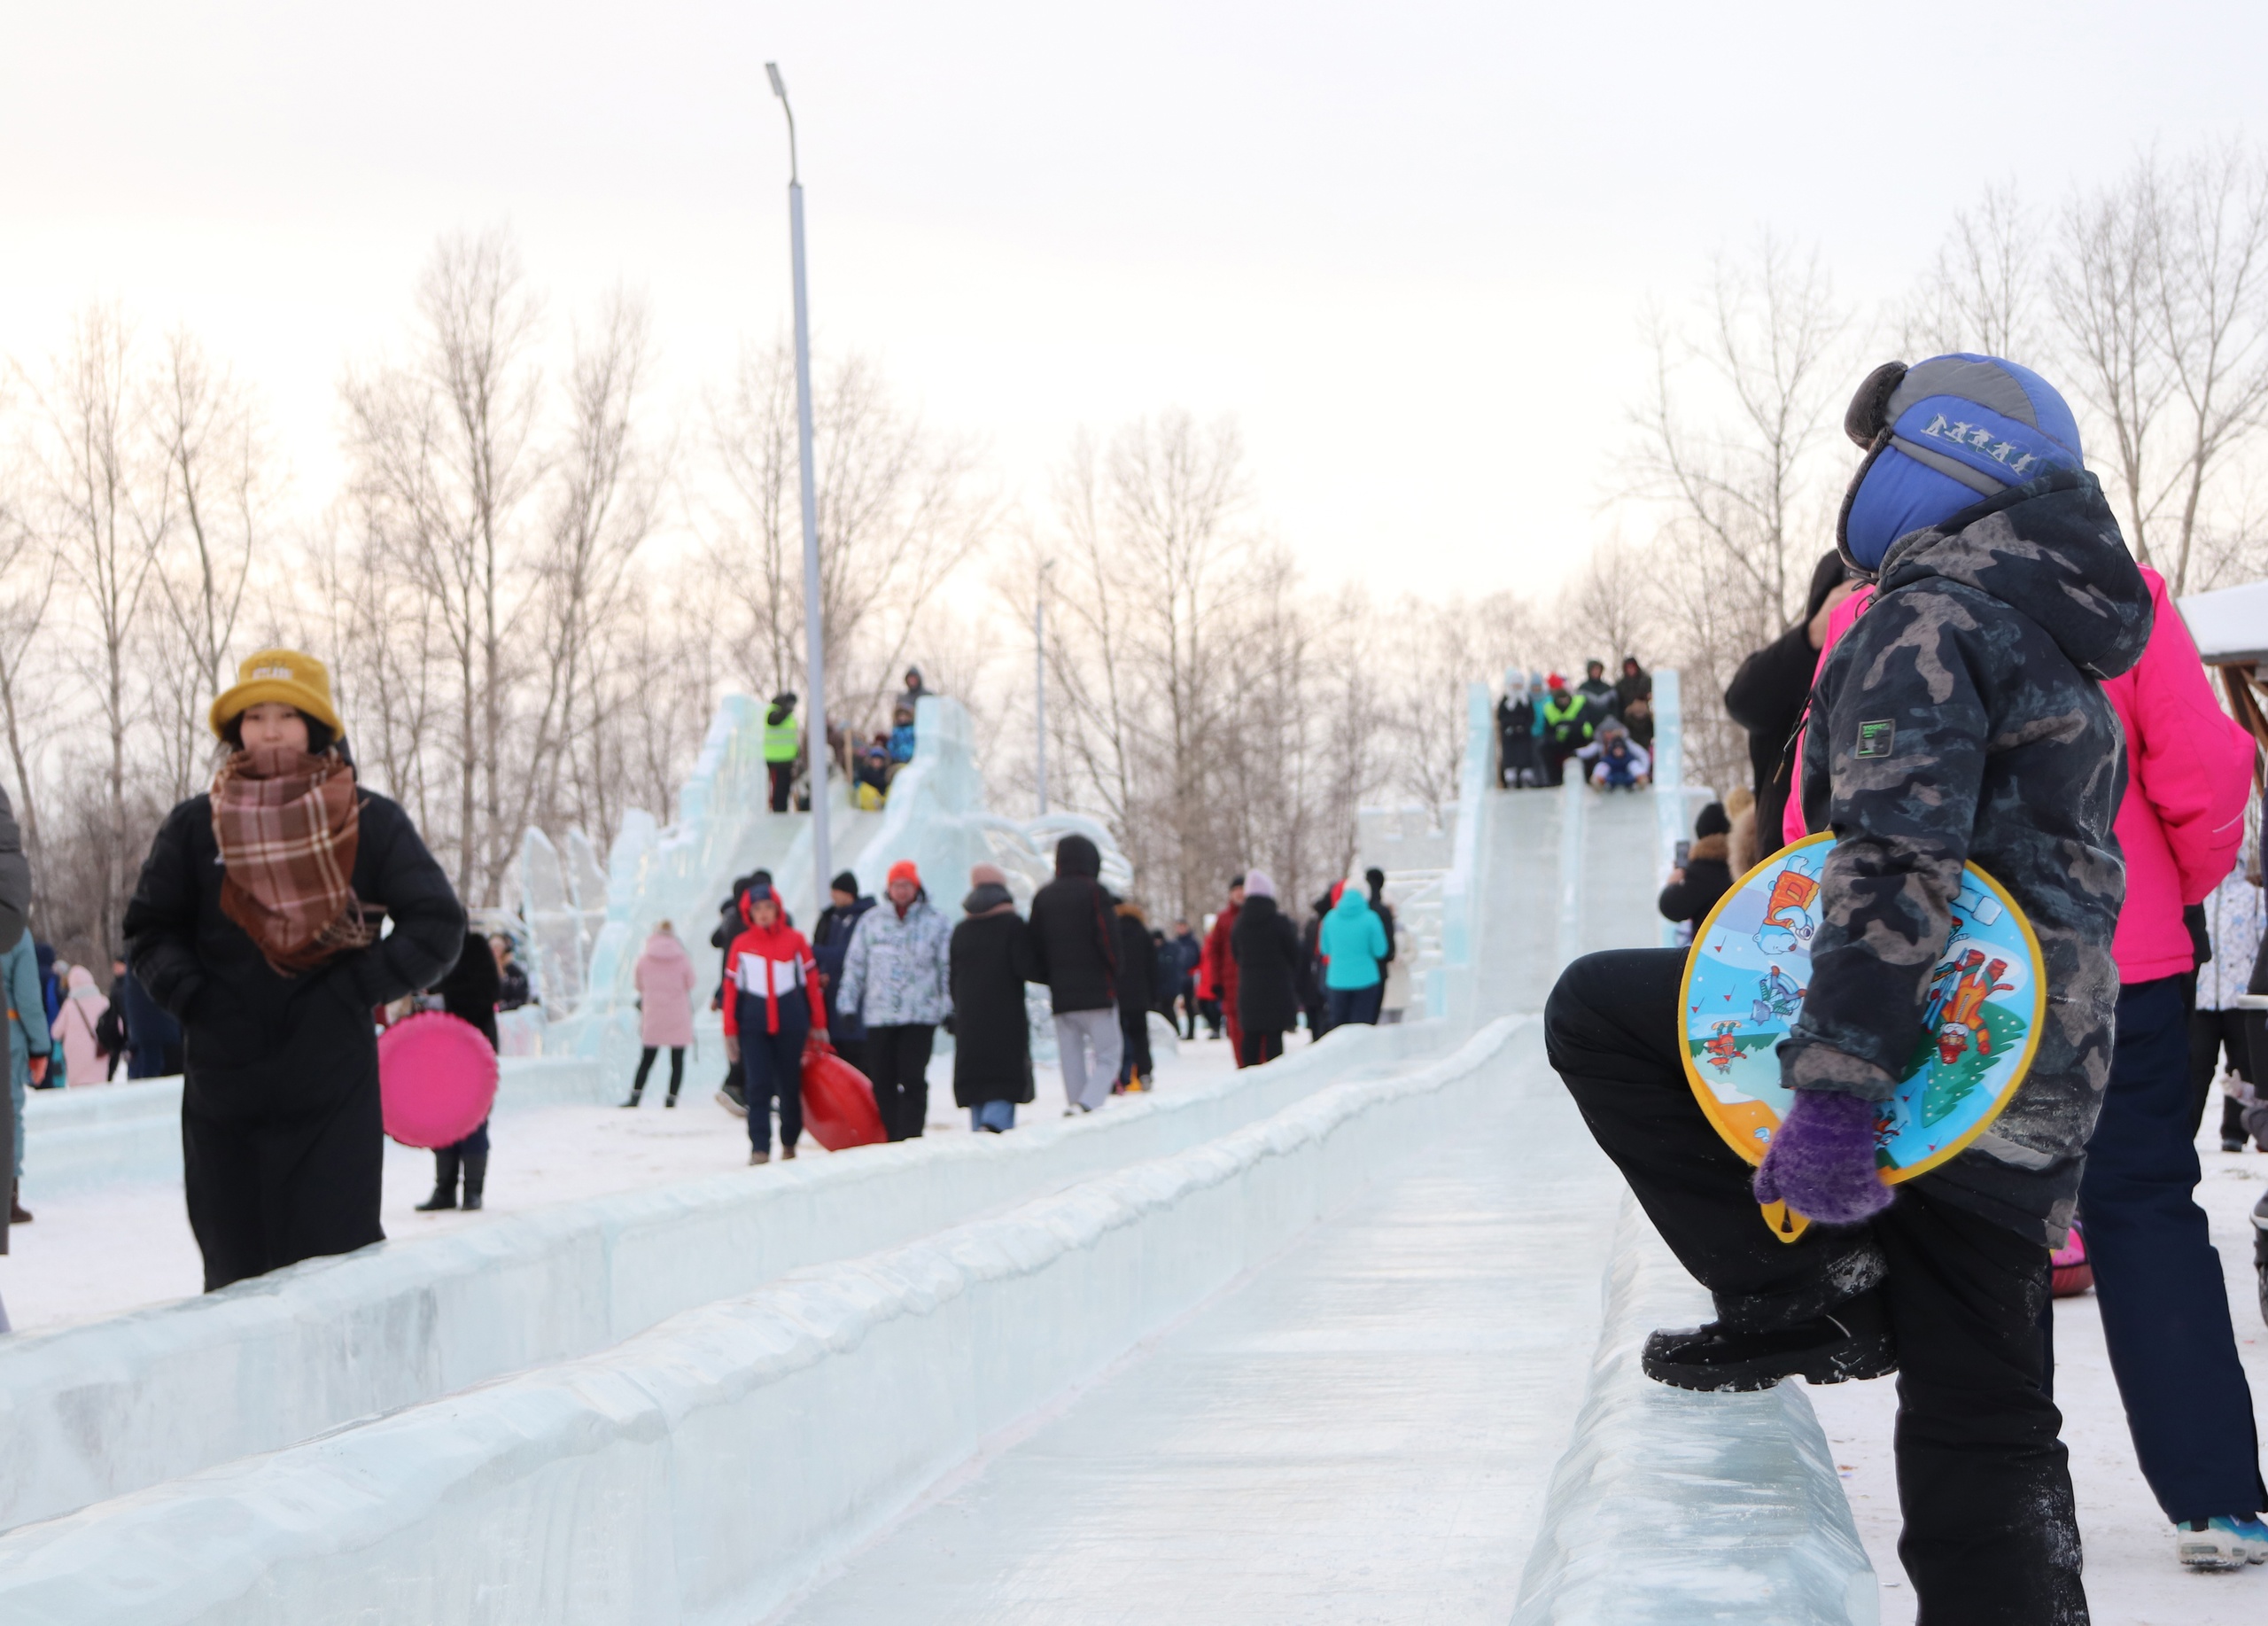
[460,1152,487,1211]
[416,1149,461,1211]
[10,1180,30,1225]
[1642,1289,1896,1393]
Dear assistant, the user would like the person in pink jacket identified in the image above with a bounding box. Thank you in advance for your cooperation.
[2078,564,2265,1565]
[623,922,697,1109]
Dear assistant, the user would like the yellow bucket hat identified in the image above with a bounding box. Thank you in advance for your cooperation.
[209,649,345,739]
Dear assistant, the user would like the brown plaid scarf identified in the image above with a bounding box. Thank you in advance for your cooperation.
[211,745,377,975]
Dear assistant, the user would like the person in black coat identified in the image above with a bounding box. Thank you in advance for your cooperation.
[1115,901,1157,1089]
[1026,833,1121,1112]
[123,651,464,1293]
[707,867,776,1115]
[1723,551,1853,856]
[1231,870,1308,1067]
[950,864,1039,1131]
[1298,892,1332,1041]
[1657,802,1736,930]
[416,927,501,1212]
[811,870,875,1056]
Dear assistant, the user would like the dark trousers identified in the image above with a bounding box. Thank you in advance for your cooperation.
[737,997,808,1154]
[632,1045,685,1101]
[1238,1027,1283,1067]
[2191,1003,2255,1143]
[1541,741,1575,787]
[766,760,794,813]
[2079,975,2268,1523]
[1547,949,2085,1624]
[866,1023,935,1141]
[1324,984,1380,1029]
[1119,1005,1153,1083]
[183,1069,385,1293]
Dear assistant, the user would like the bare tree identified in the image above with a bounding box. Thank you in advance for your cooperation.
[2049,145,2268,590]
[1628,237,1852,801]
[144,331,271,799]
[706,342,994,738]
[1902,184,2050,363]
[27,306,168,954]
[342,230,546,902]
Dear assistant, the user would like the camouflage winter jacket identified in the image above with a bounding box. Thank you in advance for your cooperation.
[1787,468,2153,1244]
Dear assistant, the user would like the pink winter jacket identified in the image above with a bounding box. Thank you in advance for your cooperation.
[2100,566,2255,984]
[634,931,697,1049]
[1783,587,1875,852]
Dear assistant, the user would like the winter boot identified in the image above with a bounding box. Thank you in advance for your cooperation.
[749,1148,771,1166]
[9,1181,30,1225]
[620,1084,643,1109]
[716,1078,749,1117]
[2176,1515,2268,1569]
[415,1149,462,1211]
[781,1143,797,1161]
[665,1077,681,1108]
[1642,1290,1895,1393]
[460,1152,487,1212]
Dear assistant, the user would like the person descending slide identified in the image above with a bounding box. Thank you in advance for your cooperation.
[1545,355,2160,1622]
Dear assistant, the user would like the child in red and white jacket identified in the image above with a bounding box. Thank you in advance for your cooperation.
[720,882,827,1164]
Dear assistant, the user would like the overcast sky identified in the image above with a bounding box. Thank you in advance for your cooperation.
[4,2,2264,597]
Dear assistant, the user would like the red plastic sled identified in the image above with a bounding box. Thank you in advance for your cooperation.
[378,1011,499,1148]
[801,1037,886,1151]
[2050,1220,2093,1297]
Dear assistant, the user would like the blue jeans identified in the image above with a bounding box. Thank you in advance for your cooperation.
[970,1101,1015,1133]
[2075,975,2267,1522]
[1324,984,1380,1030]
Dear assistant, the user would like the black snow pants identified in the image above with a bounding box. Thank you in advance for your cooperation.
[183,1067,386,1293]
[866,1023,935,1141]
[1547,948,2086,1626]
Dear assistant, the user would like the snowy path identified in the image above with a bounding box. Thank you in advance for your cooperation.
[0,1037,1244,1334]
[1807,1131,2268,1623]
[775,1023,1622,1624]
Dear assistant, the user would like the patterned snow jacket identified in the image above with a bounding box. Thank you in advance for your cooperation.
[836,893,952,1028]
[1788,467,2153,1245]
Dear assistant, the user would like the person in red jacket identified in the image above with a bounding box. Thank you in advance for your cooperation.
[2082,563,2267,1568]
[720,882,827,1166]
[1203,875,1245,1064]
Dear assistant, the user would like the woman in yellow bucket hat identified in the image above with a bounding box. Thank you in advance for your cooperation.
[123,650,466,1291]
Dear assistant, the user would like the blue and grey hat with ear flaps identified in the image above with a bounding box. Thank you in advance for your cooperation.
[1837,354,2085,571]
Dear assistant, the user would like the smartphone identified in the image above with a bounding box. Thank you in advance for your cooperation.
[1674,839,1690,867]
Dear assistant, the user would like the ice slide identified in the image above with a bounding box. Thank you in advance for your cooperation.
[0,678,1878,1624]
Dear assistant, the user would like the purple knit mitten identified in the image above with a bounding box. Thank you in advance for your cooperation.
[1753,1089,1892,1225]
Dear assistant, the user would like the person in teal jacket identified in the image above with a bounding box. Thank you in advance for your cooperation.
[3,928,51,1219]
[1317,883,1388,1030]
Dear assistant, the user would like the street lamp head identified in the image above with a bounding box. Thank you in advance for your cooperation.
[765,61,787,100]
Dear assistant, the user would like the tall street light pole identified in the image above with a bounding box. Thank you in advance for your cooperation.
[766,61,829,925]
[1035,559,1052,816]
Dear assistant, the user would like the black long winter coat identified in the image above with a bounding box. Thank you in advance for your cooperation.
[1656,833,1734,926]
[1027,834,1117,1014]
[1115,911,1154,1020]
[124,789,465,1124]
[950,891,1038,1106]
[435,927,501,1050]
[0,783,29,1258]
[1231,894,1307,1037]
[1725,552,1849,852]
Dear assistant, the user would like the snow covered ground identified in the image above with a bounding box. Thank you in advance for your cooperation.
[1806,1124,2268,1624]
[0,1030,1245,1336]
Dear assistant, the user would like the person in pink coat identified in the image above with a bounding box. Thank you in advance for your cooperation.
[624,922,697,1109]
[2078,564,2265,1563]
[55,964,113,1087]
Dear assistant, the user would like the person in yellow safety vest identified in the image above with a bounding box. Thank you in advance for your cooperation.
[1538,673,1597,788]
[763,692,801,813]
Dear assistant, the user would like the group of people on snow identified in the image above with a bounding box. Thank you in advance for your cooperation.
[623,842,1413,1163]
[1497,657,1653,790]
[761,667,933,816]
